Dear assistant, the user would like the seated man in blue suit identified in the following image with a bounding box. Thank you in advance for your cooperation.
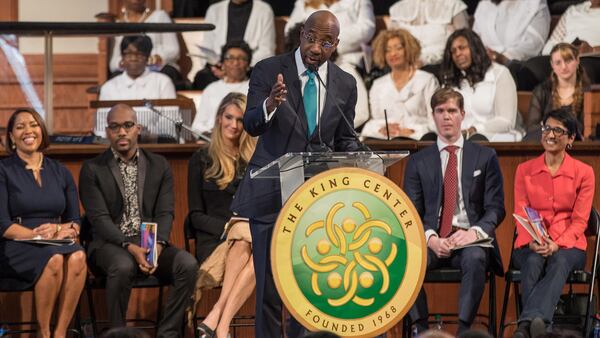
[231,10,362,338]
[403,87,505,335]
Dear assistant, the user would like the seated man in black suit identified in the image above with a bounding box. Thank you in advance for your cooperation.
[79,103,197,338]
[403,88,505,335]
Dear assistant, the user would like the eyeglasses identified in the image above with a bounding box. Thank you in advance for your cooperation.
[301,31,335,50]
[107,121,137,132]
[541,124,568,136]
[122,52,147,60]
[223,55,249,63]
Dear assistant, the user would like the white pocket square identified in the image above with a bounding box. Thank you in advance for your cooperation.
[473,170,482,177]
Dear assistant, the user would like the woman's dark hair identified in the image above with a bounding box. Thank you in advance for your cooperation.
[220,40,253,65]
[440,29,491,89]
[542,107,579,138]
[5,108,50,153]
[120,35,153,57]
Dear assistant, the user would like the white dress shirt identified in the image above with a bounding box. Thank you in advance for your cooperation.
[473,0,550,61]
[542,1,600,54]
[425,136,488,242]
[202,0,276,66]
[361,70,439,140]
[285,0,375,67]
[109,10,180,73]
[191,79,249,134]
[96,69,177,138]
[448,63,522,141]
[388,0,468,65]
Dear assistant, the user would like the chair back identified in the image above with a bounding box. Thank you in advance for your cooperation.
[585,207,600,237]
[183,214,194,254]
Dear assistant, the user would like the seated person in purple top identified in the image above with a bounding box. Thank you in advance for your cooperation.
[0,108,86,338]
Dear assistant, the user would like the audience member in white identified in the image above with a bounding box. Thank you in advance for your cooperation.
[361,29,439,140]
[109,0,183,88]
[388,0,468,66]
[542,0,600,55]
[284,0,376,68]
[191,41,251,136]
[473,0,551,65]
[193,0,275,90]
[98,36,176,139]
[201,0,275,67]
[440,29,521,141]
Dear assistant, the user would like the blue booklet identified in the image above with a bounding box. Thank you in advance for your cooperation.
[140,222,158,267]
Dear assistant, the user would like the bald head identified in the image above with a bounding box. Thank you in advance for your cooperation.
[304,10,340,39]
[299,10,340,69]
[107,103,137,124]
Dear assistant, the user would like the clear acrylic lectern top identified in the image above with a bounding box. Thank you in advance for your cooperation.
[250,151,409,204]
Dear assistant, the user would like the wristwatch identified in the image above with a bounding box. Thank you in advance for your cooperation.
[121,241,131,249]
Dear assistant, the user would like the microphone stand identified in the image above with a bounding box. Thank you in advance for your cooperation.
[311,69,373,153]
[143,100,211,143]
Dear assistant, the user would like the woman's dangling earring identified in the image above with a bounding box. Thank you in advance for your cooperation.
[567,143,573,150]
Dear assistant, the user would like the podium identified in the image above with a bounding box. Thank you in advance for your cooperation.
[261,151,427,338]
[250,151,409,204]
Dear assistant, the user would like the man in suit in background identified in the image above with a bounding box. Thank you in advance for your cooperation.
[403,88,506,335]
[79,104,197,338]
[231,10,362,338]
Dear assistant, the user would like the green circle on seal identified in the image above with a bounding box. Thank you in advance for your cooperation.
[292,190,407,319]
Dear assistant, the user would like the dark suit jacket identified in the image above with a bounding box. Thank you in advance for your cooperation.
[79,148,174,256]
[231,51,361,219]
[403,140,506,274]
[187,148,240,263]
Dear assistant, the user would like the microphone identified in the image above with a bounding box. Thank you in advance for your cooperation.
[143,100,211,143]
[383,109,391,141]
[309,65,371,152]
[306,64,331,153]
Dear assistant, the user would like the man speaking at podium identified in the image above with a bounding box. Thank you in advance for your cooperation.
[231,10,361,338]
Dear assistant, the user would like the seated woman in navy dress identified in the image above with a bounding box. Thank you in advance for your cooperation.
[0,108,86,338]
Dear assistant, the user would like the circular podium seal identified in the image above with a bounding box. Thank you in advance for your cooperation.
[272,167,426,337]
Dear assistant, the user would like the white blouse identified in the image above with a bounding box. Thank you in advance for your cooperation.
[450,63,521,141]
[473,0,550,61]
[285,0,376,67]
[202,0,276,66]
[542,1,600,54]
[361,70,439,140]
[388,0,468,66]
[191,79,250,134]
[109,10,180,73]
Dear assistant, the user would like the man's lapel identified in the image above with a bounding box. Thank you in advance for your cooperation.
[461,141,477,209]
[424,145,443,210]
[282,53,308,135]
[137,150,147,213]
[107,152,125,200]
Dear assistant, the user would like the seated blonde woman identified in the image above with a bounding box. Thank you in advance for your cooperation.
[186,92,257,338]
[361,29,439,140]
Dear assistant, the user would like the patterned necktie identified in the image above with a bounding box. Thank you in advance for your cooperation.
[440,145,459,238]
[303,70,317,137]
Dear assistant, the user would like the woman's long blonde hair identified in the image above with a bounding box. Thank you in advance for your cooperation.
[204,92,256,189]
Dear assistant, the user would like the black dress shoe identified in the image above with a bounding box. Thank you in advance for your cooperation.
[513,321,531,338]
[530,317,546,338]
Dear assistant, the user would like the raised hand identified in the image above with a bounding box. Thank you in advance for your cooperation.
[266,73,287,113]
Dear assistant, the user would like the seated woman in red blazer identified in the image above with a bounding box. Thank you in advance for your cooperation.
[512,108,595,338]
